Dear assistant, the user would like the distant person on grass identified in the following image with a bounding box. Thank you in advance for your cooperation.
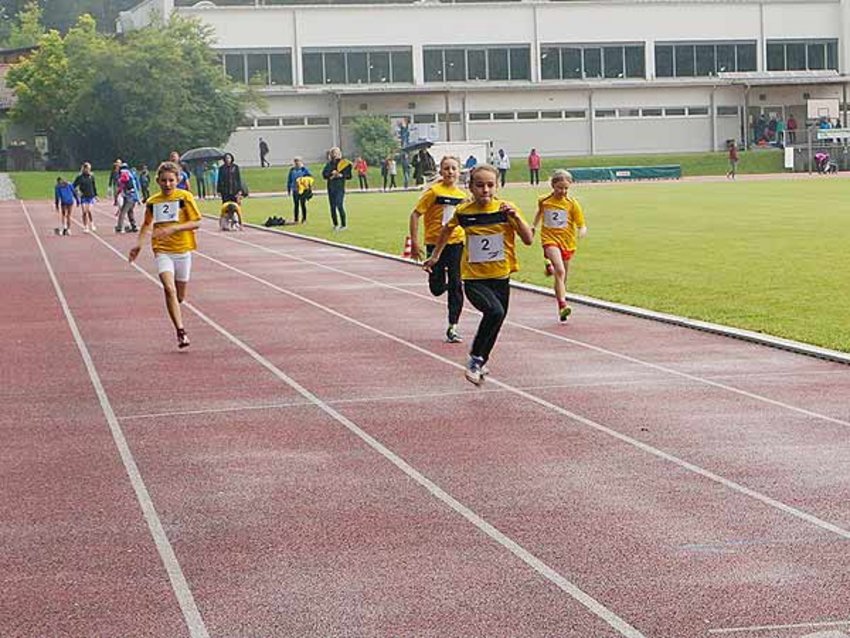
[129,161,202,350]
[287,157,313,224]
[54,176,78,236]
[534,170,587,322]
[726,140,739,180]
[355,156,369,190]
[322,147,352,230]
[72,162,97,233]
[409,155,467,344]
[424,164,534,385]
[528,148,541,185]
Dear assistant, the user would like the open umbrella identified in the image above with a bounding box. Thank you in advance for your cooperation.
[180,147,225,163]
[401,139,434,154]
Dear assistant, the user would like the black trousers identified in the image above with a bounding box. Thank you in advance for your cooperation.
[463,278,510,363]
[529,168,539,185]
[358,174,368,189]
[328,189,346,227]
[292,192,308,222]
[426,242,464,325]
[498,168,507,187]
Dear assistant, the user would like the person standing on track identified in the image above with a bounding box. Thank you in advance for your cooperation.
[533,170,587,322]
[424,164,534,385]
[72,162,98,233]
[409,155,467,343]
[128,161,202,349]
[54,176,78,236]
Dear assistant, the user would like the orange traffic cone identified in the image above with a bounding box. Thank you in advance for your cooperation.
[401,236,413,259]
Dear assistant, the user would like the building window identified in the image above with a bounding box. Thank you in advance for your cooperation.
[765,39,838,71]
[423,46,531,82]
[717,106,739,117]
[302,48,414,85]
[595,109,616,118]
[468,112,491,121]
[540,44,644,80]
[540,110,562,119]
[306,116,330,126]
[665,107,686,116]
[221,50,293,86]
[655,41,756,77]
[688,106,710,116]
[493,111,515,120]
[619,108,641,117]
[641,108,663,117]
[564,109,586,119]
[517,111,539,120]
[256,117,280,127]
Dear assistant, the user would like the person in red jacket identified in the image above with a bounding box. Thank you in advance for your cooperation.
[528,148,541,185]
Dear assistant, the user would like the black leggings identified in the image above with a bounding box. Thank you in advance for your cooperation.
[292,192,308,222]
[426,242,464,325]
[529,168,539,185]
[328,189,346,227]
[463,278,510,363]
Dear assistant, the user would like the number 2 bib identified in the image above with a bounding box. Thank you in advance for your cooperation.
[152,200,180,224]
[543,208,567,229]
[468,233,505,263]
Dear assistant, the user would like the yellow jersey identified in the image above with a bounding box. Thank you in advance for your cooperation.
[145,189,202,254]
[446,198,527,280]
[537,193,586,252]
[413,182,466,245]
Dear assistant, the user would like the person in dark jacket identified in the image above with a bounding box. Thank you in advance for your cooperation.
[72,161,98,233]
[321,147,352,230]
[217,152,244,204]
[286,157,312,223]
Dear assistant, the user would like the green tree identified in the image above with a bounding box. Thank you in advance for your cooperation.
[351,115,397,165]
[7,14,254,168]
[6,0,44,48]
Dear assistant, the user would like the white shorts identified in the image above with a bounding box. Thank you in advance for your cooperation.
[155,252,193,282]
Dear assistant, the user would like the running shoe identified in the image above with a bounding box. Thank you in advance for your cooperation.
[177,329,190,349]
[445,325,463,343]
[90,223,97,232]
[62,228,70,236]
[464,355,485,386]
[559,305,572,322]
[544,260,554,277]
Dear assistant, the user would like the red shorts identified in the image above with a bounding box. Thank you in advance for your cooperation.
[543,244,575,261]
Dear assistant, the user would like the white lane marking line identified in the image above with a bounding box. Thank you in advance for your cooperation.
[21,201,210,638]
[708,618,850,634]
[70,220,648,638]
[207,230,850,431]
[194,248,850,542]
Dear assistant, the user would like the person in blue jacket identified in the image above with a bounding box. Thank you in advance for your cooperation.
[286,157,312,223]
[54,176,79,236]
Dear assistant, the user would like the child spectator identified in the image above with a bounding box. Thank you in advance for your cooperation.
[533,170,587,321]
[54,176,78,236]
[287,157,313,223]
[219,200,243,231]
[72,162,97,233]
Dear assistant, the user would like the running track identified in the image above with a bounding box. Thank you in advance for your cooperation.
[3,199,850,638]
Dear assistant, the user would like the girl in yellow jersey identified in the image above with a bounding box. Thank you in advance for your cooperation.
[128,161,202,349]
[424,165,535,385]
[409,156,467,343]
[533,170,587,322]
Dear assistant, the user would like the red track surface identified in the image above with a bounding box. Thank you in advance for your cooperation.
[3,199,850,638]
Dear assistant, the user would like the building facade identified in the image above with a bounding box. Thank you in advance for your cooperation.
[122,0,850,165]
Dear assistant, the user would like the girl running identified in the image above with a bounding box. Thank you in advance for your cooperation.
[424,164,534,385]
[534,170,587,321]
[128,161,202,349]
[409,155,467,343]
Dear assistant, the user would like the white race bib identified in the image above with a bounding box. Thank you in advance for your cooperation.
[468,233,505,263]
[543,208,567,229]
[152,200,180,224]
[441,204,456,226]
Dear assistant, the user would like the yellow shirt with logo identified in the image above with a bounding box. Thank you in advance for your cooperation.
[146,189,202,254]
[537,193,586,252]
[446,198,526,280]
[414,182,466,245]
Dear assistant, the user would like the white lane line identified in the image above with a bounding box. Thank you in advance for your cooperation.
[79,206,647,638]
[20,202,210,638]
[193,248,850,542]
[708,618,850,634]
[205,230,850,431]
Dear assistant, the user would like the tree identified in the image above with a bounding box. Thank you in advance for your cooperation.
[6,14,254,168]
[5,0,44,49]
[350,115,397,165]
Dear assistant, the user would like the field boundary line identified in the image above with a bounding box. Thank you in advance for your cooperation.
[20,201,211,638]
[227,217,850,366]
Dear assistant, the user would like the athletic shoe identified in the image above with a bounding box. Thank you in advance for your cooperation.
[83,226,90,233]
[62,228,70,236]
[90,224,97,232]
[544,260,554,276]
[114,226,124,234]
[54,227,61,236]
[559,305,572,322]
[177,329,190,349]
[445,325,463,343]
[339,226,348,231]
[464,355,485,386]
[333,225,340,232]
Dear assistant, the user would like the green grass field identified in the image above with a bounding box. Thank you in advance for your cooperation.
[9,159,849,353]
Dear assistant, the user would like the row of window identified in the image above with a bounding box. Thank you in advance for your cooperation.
[241,106,740,128]
[220,38,839,86]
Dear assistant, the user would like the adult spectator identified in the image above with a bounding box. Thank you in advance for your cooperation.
[259,137,270,167]
[412,148,436,186]
[464,154,477,170]
[496,148,510,187]
[322,147,352,230]
[787,114,798,145]
[217,152,244,203]
[400,152,411,188]
[527,148,541,185]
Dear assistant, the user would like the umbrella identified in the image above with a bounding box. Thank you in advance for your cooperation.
[402,140,434,153]
[180,147,225,163]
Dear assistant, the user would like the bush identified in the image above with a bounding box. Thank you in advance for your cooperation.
[350,115,396,165]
